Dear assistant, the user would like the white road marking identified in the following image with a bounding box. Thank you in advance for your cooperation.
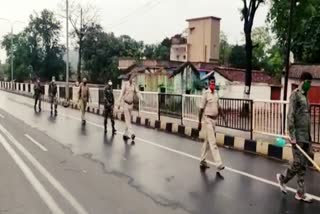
[25,134,48,152]
[0,124,89,214]
[0,133,64,214]
[61,113,320,202]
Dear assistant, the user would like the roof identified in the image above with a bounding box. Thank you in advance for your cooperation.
[186,16,221,22]
[118,59,183,71]
[289,64,320,80]
[169,62,199,78]
[194,63,279,85]
[214,67,279,85]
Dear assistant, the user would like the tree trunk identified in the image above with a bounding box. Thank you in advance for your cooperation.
[244,24,253,99]
[242,24,253,117]
[77,38,82,82]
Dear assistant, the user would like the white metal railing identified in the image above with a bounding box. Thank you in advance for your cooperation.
[182,94,202,122]
[140,92,158,115]
[253,99,289,137]
[88,88,99,107]
[0,81,304,140]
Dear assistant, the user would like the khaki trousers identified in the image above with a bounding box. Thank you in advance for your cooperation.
[79,99,88,121]
[200,116,223,168]
[123,103,133,137]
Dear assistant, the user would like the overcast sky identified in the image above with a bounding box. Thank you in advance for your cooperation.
[0,0,269,62]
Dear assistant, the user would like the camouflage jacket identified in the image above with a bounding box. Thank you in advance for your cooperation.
[287,88,311,143]
[49,82,57,97]
[104,86,114,108]
[34,82,42,96]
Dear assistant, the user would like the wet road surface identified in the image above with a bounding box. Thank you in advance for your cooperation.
[0,90,319,214]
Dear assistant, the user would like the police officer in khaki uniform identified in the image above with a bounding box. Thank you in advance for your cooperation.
[78,78,91,125]
[48,76,58,116]
[277,72,313,203]
[198,72,226,174]
[118,76,143,141]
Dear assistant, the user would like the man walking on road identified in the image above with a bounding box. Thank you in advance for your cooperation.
[198,72,226,174]
[49,76,58,116]
[277,72,313,203]
[33,78,42,112]
[118,76,143,141]
[78,78,91,125]
[104,80,116,134]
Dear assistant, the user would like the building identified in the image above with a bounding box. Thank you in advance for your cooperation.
[281,64,320,103]
[170,16,221,63]
[175,62,280,99]
[118,58,183,93]
[170,35,188,62]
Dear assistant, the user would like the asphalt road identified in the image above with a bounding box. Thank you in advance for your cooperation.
[0,90,319,214]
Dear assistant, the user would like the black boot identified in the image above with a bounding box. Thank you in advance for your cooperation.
[200,160,210,172]
[104,119,107,133]
[112,127,117,135]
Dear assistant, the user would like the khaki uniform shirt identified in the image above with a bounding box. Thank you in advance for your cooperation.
[118,81,142,104]
[200,89,219,117]
[79,84,90,102]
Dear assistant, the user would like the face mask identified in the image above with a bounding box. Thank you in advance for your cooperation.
[209,84,215,92]
[302,81,311,93]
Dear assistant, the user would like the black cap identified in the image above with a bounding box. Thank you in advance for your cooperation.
[300,72,313,81]
[201,70,215,82]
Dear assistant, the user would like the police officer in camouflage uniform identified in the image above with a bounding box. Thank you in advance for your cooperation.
[277,72,313,203]
[104,80,116,134]
[33,78,42,112]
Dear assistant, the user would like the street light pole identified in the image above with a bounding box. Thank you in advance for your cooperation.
[283,0,295,133]
[66,0,70,102]
[10,25,13,82]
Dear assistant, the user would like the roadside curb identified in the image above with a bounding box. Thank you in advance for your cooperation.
[2,88,320,167]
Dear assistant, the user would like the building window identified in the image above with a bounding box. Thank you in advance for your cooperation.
[183,55,186,60]
[177,55,180,60]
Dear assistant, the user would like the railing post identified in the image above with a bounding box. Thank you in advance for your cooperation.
[250,99,253,140]
[158,93,160,121]
[181,94,184,125]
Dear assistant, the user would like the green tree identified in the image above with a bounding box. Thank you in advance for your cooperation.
[251,27,272,69]
[229,45,247,69]
[1,9,65,82]
[144,44,157,59]
[219,32,232,65]
[143,37,171,60]
[268,0,320,63]
[265,45,284,79]
[1,33,32,81]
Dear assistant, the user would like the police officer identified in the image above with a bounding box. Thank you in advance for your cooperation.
[117,76,143,141]
[33,78,42,112]
[104,80,116,134]
[277,72,313,203]
[78,78,91,125]
[49,76,58,116]
[198,73,226,174]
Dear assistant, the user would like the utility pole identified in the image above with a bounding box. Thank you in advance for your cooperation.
[77,8,83,82]
[283,0,295,133]
[66,0,70,102]
[10,25,13,82]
